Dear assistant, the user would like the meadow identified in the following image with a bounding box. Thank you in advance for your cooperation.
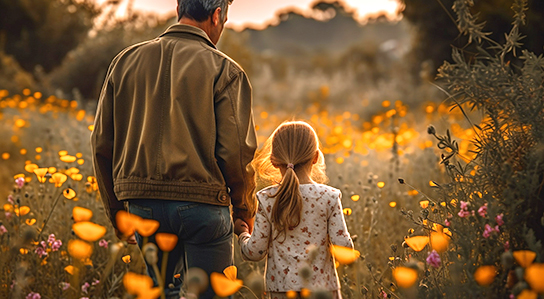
[1,1,543,299]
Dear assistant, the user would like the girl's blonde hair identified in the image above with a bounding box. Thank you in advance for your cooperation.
[252,121,327,240]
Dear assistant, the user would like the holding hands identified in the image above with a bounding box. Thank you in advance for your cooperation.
[234,218,250,236]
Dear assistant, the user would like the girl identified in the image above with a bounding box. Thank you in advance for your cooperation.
[234,121,353,299]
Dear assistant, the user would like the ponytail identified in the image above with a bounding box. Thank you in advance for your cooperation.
[270,166,302,242]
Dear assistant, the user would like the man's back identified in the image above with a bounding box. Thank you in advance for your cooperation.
[92,24,257,223]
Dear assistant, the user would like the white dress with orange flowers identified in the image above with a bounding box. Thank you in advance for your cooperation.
[238,183,353,294]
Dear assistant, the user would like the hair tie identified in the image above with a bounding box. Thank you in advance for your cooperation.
[287,163,294,169]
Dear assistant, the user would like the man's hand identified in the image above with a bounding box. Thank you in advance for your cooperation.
[115,228,137,245]
[234,219,249,236]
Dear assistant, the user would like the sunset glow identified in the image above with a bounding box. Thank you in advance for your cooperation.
[93,0,402,30]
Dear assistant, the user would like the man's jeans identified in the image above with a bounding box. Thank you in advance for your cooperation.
[128,199,233,299]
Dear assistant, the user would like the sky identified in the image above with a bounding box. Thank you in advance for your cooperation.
[95,0,402,30]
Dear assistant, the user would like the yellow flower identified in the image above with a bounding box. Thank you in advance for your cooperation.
[115,211,142,236]
[63,188,77,199]
[330,244,360,264]
[122,255,131,263]
[72,221,106,242]
[525,263,544,293]
[419,200,429,209]
[64,265,79,275]
[474,265,496,286]
[123,272,154,295]
[286,290,297,299]
[351,195,360,201]
[51,173,68,187]
[377,181,385,188]
[60,155,77,163]
[33,168,48,183]
[404,236,429,252]
[210,266,243,297]
[393,267,418,288]
[343,208,352,215]
[155,233,178,252]
[430,231,450,253]
[513,250,536,268]
[67,239,93,260]
[137,219,160,237]
[517,289,538,299]
[73,206,93,222]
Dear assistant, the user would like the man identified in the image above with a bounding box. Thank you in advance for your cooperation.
[90,0,257,298]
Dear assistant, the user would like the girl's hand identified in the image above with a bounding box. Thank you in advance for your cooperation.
[234,218,249,236]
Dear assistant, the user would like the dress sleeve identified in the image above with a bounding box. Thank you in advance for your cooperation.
[238,195,271,261]
[327,190,354,248]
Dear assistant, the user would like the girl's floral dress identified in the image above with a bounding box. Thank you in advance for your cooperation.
[238,183,353,298]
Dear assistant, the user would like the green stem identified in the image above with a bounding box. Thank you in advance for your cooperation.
[241,285,260,299]
[152,263,165,299]
[37,191,63,240]
[160,251,169,299]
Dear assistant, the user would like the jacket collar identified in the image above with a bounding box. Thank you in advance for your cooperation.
[159,24,217,49]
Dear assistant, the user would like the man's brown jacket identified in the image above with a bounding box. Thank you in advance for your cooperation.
[91,24,257,226]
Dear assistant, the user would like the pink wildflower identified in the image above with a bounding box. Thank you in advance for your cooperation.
[504,241,510,251]
[26,292,41,299]
[5,212,13,220]
[81,282,90,293]
[460,201,469,210]
[496,213,504,226]
[92,279,100,286]
[483,224,500,238]
[59,282,70,291]
[477,203,487,217]
[0,225,7,235]
[47,234,56,244]
[426,250,441,268]
[7,194,14,204]
[444,219,451,226]
[15,177,25,188]
[98,239,108,248]
[34,242,48,258]
[458,210,471,218]
[51,240,62,251]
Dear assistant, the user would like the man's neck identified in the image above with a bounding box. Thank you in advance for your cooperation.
[178,17,211,36]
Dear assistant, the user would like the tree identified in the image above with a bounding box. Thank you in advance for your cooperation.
[0,0,99,73]
[401,0,544,79]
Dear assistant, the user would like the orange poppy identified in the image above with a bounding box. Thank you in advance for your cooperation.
[64,265,79,275]
[517,289,538,299]
[70,173,83,181]
[513,250,536,268]
[330,244,360,264]
[73,206,93,222]
[115,211,142,236]
[286,290,297,299]
[210,271,243,297]
[123,272,154,295]
[50,173,67,187]
[18,206,30,216]
[24,163,38,173]
[136,219,160,237]
[136,287,162,299]
[155,233,178,252]
[300,288,311,298]
[404,236,429,252]
[474,265,496,286]
[419,200,429,209]
[122,255,131,263]
[525,263,544,293]
[67,239,93,260]
[430,231,450,253]
[393,267,418,288]
[63,188,77,200]
[60,155,77,163]
[72,221,106,242]
[33,168,48,183]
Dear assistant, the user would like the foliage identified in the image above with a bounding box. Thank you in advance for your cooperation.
[391,0,544,297]
[400,0,544,80]
[0,0,99,73]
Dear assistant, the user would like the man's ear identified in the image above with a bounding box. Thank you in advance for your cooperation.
[212,7,222,26]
